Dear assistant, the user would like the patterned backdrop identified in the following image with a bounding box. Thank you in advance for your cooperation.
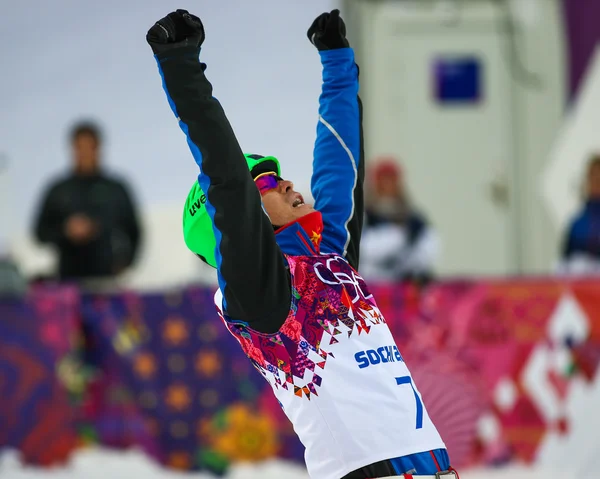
[1,279,599,474]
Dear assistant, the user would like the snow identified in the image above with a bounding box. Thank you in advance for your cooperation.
[0,448,571,479]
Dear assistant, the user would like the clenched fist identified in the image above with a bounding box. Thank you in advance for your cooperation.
[146,9,205,55]
[307,9,349,51]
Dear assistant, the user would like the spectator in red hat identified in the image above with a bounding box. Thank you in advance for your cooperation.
[360,157,439,284]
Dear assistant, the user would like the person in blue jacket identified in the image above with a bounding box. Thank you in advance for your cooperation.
[560,155,600,274]
[147,9,454,479]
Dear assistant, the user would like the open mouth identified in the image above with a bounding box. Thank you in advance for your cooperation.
[292,196,305,208]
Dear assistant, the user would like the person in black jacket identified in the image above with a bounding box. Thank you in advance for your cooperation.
[33,121,141,280]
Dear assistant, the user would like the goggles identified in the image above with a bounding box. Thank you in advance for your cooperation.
[254,172,282,196]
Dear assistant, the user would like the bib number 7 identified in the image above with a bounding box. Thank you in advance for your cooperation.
[396,376,423,429]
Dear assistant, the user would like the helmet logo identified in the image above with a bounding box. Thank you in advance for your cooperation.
[188,193,207,216]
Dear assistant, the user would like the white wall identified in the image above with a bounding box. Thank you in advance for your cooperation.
[509,0,567,273]
[0,0,337,287]
[346,0,566,276]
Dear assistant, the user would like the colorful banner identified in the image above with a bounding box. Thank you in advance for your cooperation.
[1,280,599,474]
[76,288,303,473]
[0,285,80,465]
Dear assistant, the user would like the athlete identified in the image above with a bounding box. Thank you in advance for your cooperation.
[146,9,456,479]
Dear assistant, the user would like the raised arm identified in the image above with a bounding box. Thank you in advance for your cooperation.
[147,11,290,329]
[308,10,365,270]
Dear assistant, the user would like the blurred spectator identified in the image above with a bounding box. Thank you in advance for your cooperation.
[559,154,600,275]
[360,158,439,284]
[33,121,141,281]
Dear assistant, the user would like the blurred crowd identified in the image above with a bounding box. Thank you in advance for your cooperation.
[3,120,600,298]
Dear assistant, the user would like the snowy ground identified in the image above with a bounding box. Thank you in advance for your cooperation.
[0,448,572,479]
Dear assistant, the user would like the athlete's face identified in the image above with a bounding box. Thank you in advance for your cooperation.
[256,173,315,227]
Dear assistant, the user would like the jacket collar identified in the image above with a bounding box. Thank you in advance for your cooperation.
[275,211,323,256]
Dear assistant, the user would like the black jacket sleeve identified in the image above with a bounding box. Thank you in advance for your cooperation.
[155,46,290,332]
[34,182,67,245]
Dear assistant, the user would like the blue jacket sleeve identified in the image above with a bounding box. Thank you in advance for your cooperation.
[311,48,364,270]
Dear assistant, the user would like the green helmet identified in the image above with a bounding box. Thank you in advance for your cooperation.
[182,154,281,268]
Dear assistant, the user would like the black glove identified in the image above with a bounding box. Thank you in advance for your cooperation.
[146,9,205,55]
[307,9,349,51]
